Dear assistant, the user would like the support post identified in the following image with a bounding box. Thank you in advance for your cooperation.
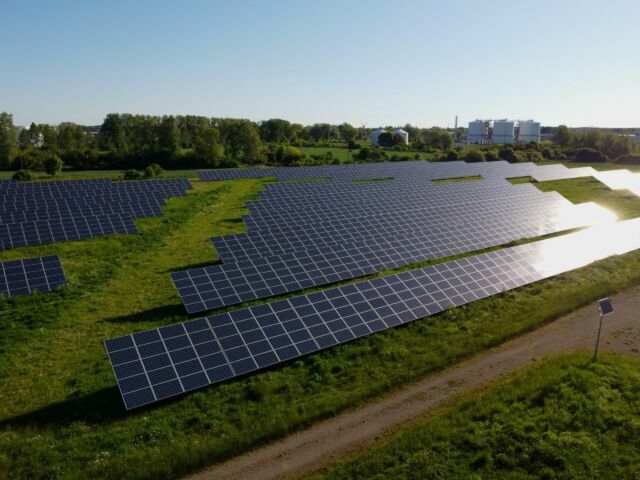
[593,311,604,362]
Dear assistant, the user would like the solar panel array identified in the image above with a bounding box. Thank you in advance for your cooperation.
[197,160,601,183]
[0,178,192,251]
[106,217,640,409]
[0,255,66,297]
[172,163,611,313]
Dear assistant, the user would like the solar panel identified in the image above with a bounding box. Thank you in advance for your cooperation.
[0,255,67,297]
[105,217,640,409]
[0,178,192,251]
[173,199,609,313]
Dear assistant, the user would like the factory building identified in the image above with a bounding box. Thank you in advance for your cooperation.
[466,119,541,144]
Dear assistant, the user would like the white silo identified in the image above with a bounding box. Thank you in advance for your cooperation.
[393,128,409,145]
[369,128,385,146]
[467,120,487,144]
[492,120,515,144]
[517,120,541,143]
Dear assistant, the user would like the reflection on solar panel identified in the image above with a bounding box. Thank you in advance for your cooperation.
[197,161,601,183]
[106,218,640,409]
[176,165,617,313]
[0,255,66,297]
[0,178,192,250]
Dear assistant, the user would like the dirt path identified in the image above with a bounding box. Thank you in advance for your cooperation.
[186,286,640,480]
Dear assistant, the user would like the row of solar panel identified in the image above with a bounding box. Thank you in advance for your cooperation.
[0,178,191,197]
[197,161,598,183]
[0,255,67,297]
[211,195,576,264]
[107,217,640,409]
[172,199,602,312]
[0,214,137,251]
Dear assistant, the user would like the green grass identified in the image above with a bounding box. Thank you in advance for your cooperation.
[2,176,640,479]
[298,147,436,162]
[511,176,640,220]
[543,160,640,173]
[308,353,640,480]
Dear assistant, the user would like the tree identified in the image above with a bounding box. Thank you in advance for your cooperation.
[259,119,294,143]
[308,123,338,143]
[498,146,519,162]
[157,116,180,156]
[553,125,572,147]
[99,113,128,154]
[218,119,261,163]
[0,112,18,169]
[274,145,303,166]
[194,125,224,167]
[422,128,453,150]
[338,123,358,144]
[57,123,86,152]
[377,132,395,147]
[462,149,485,162]
[44,154,63,176]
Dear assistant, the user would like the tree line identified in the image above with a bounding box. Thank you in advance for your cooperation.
[0,112,459,172]
[1,112,637,173]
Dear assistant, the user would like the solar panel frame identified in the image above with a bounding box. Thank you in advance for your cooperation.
[0,255,67,297]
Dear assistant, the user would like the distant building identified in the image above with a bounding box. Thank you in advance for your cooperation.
[393,128,409,145]
[368,128,385,146]
[517,120,542,143]
[466,119,541,144]
[492,120,515,144]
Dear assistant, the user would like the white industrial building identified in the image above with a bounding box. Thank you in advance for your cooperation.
[466,119,540,144]
[393,128,409,145]
[368,128,385,146]
[492,120,515,144]
[369,128,409,146]
[517,121,542,143]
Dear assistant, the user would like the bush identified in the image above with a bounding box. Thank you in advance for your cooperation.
[524,150,544,163]
[439,149,459,162]
[616,153,640,165]
[12,169,37,181]
[498,147,518,162]
[484,149,499,162]
[346,140,359,150]
[149,163,164,177]
[44,154,63,176]
[462,149,485,163]
[574,147,608,163]
[273,145,303,166]
[123,169,142,180]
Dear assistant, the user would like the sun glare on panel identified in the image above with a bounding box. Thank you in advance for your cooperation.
[531,217,640,278]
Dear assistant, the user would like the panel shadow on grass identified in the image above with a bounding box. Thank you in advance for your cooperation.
[104,304,186,325]
[0,387,127,428]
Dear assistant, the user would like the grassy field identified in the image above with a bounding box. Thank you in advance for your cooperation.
[543,160,640,173]
[298,146,437,162]
[2,175,640,479]
[308,353,640,480]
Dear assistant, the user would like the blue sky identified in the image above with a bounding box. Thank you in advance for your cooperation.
[1,0,638,127]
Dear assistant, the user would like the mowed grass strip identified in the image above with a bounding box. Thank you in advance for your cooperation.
[307,353,640,480]
[1,177,640,479]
